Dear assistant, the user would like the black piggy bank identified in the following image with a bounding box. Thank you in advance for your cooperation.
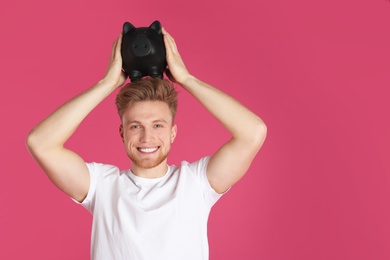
[121,20,167,82]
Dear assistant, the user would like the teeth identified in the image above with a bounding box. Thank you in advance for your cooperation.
[139,147,158,153]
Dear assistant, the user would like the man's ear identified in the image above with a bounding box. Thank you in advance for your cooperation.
[119,124,124,143]
[171,124,177,143]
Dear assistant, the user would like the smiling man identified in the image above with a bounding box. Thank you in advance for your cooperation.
[116,80,178,176]
[26,28,267,260]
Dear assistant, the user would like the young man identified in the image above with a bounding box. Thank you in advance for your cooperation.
[26,28,267,259]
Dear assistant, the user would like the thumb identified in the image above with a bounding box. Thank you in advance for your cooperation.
[164,68,177,83]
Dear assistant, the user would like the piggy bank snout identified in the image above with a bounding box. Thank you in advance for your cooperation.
[131,36,152,57]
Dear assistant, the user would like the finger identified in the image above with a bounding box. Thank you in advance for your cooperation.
[115,33,123,56]
[120,70,128,82]
[162,27,173,40]
[164,68,176,83]
[112,34,123,60]
[110,39,117,60]
[162,29,178,54]
[110,33,122,58]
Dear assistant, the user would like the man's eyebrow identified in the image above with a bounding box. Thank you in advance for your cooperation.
[127,119,168,124]
[152,119,168,124]
[127,120,141,124]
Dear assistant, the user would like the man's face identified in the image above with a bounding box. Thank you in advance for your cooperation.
[120,101,177,170]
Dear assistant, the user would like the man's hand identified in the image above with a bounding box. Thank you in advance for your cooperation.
[102,33,127,88]
[162,28,193,85]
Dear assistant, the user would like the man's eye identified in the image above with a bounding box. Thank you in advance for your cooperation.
[131,125,141,129]
[155,124,163,128]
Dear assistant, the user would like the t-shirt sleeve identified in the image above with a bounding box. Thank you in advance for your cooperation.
[189,156,229,207]
[72,162,99,213]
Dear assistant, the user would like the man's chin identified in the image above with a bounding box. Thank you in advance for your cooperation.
[135,161,162,169]
[130,154,168,169]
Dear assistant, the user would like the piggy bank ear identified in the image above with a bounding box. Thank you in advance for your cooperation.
[123,22,135,34]
[149,20,162,34]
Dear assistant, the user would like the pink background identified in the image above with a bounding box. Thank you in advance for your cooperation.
[1,0,390,259]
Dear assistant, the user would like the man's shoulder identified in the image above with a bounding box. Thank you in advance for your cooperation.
[173,156,211,174]
[86,162,123,178]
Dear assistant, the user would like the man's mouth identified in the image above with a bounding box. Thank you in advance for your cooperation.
[137,147,159,153]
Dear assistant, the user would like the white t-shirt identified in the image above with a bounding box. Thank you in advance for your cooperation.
[78,156,225,260]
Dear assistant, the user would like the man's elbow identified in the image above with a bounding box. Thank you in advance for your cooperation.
[26,129,38,154]
[252,119,267,149]
[233,117,267,151]
[26,128,45,156]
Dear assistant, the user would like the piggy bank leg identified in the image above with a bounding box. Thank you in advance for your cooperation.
[130,70,142,82]
[148,68,163,79]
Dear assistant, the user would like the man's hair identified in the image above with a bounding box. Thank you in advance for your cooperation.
[115,77,178,120]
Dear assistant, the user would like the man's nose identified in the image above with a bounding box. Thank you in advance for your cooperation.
[140,128,154,142]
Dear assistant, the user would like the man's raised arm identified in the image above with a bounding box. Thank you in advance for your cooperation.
[163,28,267,194]
[26,34,126,202]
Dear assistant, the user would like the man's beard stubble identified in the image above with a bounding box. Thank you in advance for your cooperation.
[129,148,170,169]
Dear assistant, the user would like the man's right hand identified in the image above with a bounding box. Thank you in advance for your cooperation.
[102,33,127,89]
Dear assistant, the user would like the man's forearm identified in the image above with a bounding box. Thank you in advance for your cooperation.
[28,33,125,152]
[27,79,117,152]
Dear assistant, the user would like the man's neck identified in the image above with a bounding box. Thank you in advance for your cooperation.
[131,161,168,178]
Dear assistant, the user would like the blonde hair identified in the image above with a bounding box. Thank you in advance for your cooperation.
[115,77,178,120]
